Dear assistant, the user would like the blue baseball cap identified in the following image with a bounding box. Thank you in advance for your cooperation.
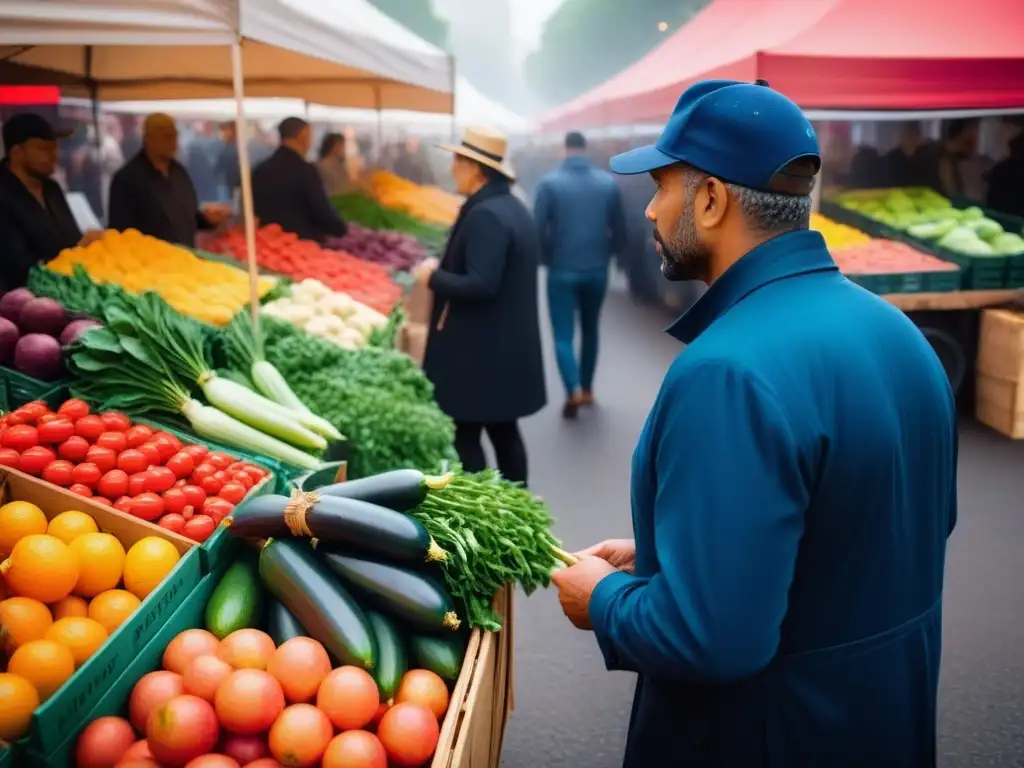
[609,79,820,195]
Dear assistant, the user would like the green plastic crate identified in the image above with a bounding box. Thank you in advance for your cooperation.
[924,269,963,292]
[22,542,202,755]
[0,745,15,768]
[199,472,275,573]
[26,551,235,768]
[0,367,69,408]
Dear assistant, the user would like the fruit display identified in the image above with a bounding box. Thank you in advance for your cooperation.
[206,225,403,315]
[45,229,278,326]
[810,213,872,252]
[330,192,449,251]
[366,171,462,228]
[0,397,271,541]
[0,289,98,382]
[261,279,390,352]
[323,223,429,273]
[831,240,959,277]
[0,500,184,742]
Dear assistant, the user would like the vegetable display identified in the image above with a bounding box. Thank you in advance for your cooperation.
[0,288,90,381]
[45,229,277,326]
[0,397,271,541]
[261,278,390,351]
[810,213,873,251]
[331,191,449,251]
[366,171,462,228]
[207,224,403,314]
[67,295,323,470]
[831,240,959,277]
[324,222,428,273]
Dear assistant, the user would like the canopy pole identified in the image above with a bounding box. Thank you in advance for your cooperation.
[231,40,262,341]
[304,100,311,120]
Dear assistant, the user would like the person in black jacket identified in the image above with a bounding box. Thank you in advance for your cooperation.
[251,117,347,243]
[417,127,546,485]
[985,132,1024,218]
[0,113,102,291]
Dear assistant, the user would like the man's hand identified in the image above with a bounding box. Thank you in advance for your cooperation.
[201,203,233,226]
[577,538,636,574]
[77,230,106,247]
[414,257,439,287]
[551,555,619,630]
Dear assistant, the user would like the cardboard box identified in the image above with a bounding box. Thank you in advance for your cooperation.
[976,373,1024,439]
[0,467,201,756]
[975,310,1024,439]
[404,278,434,326]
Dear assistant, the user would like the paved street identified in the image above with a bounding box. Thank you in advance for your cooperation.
[500,283,1024,768]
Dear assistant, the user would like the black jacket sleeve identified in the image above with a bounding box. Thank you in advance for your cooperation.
[303,164,347,239]
[429,209,509,301]
[106,171,136,231]
[0,208,37,290]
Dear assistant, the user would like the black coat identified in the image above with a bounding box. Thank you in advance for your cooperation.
[252,147,347,242]
[424,179,546,424]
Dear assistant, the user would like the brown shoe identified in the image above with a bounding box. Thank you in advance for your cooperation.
[579,390,595,406]
[562,393,583,419]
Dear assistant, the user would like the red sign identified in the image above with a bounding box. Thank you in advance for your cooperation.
[0,86,61,106]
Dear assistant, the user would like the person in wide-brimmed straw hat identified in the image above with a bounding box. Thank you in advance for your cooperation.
[413,126,545,485]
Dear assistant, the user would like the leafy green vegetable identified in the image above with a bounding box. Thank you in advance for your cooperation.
[410,470,563,631]
[366,305,406,350]
[331,192,448,251]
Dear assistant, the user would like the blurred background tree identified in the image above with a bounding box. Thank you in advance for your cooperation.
[367,0,450,50]
[525,0,708,106]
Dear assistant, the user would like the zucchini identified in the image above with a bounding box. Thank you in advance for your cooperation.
[366,611,407,702]
[259,539,376,670]
[205,559,262,640]
[408,633,465,682]
[267,597,307,646]
[228,493,444,564]
[318,469,451,511]
[319,550,461,633]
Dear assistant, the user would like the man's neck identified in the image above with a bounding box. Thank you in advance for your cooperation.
[465,177,487,197]
[10,163,45,198]
[146,149,171,175]
[282,141,305,158]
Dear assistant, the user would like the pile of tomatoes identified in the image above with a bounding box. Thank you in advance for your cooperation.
[0,399,271,542]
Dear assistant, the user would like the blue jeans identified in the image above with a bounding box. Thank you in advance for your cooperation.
[547,270,607,396]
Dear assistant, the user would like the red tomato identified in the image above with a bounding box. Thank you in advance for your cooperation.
[3,412,26,426]
[231,471,254,491]
[117,449,149,474]
[243,463,267,478]
[181,504,195,521]
[0,448,20,468]
[69,483,93,498]
[218,482,246,505]
[58,436,90,463]
[41,460,74,486]
[91,497,112,507]
[145,466,176,494]
[86,445,117,473]
[190,464,215,485]
[131,492,165,521]
[2,424,38,451]
[207,452,233,470]
[36,418,75,445]
[202,497,234,523]
[322,730,388,768]
[181,444,209,461]
[96,431,128,453]
[58,399,90,420]
[19,401,49,422]
[113,495,134,513]
[154,432,182,451]
[37,413,62,424]
[100,411,131,432]
[125,424,154,448]
[226,461,246,473]
[174,478,187,488]
[158,514,186,534]
[128,472,149,496]
[165,452,195,479]
[74,415,105,442]
[375,703,439,768]
[138,442,162,466]
[75,715,136,768]
[213,470,227,483]
[97,469,129,499]
[149,436,177,463]
[19,445,55,476]
[182,514,216,542]
[162,488,187,515]
[71,462,102,488]
[200,475,223,496]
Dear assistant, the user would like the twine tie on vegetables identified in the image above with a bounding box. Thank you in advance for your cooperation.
[426,538,448,563]
[284,489,320,537]
[424,473,454,491]
[442,611,462,631]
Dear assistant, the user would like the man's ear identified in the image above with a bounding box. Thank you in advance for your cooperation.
[698,177,730,229]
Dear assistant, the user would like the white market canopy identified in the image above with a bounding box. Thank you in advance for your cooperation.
[0,0,454,112]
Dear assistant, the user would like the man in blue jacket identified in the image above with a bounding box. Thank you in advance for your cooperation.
[535,132,626,418]
[551,80,958,767]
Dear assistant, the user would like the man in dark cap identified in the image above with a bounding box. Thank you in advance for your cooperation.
[534,131,625,418]
[252,117,348,243]
[0,113,102,290]
[552,80,957,767]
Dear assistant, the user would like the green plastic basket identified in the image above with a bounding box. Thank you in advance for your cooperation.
[0,367,69,408]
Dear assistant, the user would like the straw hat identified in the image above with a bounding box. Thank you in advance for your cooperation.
[438,126,515,181]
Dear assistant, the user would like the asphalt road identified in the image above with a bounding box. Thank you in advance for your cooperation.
[498,283,1024,768]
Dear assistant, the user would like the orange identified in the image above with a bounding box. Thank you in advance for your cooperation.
[45,617,108,667]
[0,596,53,653]
[0,672,40,741]
[123,537,179,600]
[7,639,75,700]
[46,510,99,545]
[69,533,125,597]
[88,589,141,635]
[0,534,79,603]
[51,595,90,620]
[0,501,48,556]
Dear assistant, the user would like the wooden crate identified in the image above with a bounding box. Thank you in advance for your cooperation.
[433,584,516,768]
[975,309,1024,438]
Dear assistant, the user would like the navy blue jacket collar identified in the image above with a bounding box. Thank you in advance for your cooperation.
[667,229,837,344]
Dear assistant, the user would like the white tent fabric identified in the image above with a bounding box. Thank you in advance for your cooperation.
[0,0,454,112]
[85,76,533,132]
